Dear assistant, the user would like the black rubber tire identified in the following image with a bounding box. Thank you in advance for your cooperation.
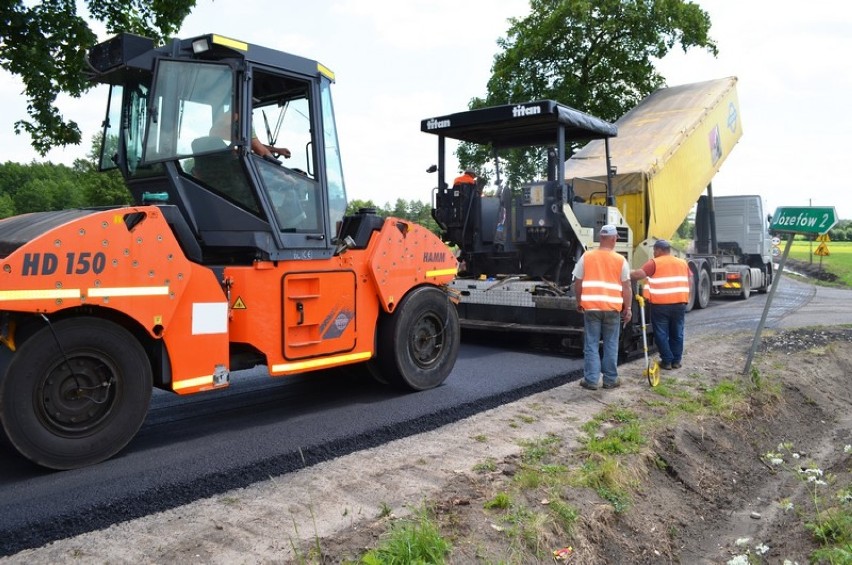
[686,265,698,312]
[373,286,460,391]
[739,272,751,300]
[757,264,771,293]
[0,317,152,470]
[694,268,712,309]
[364,359,390,385]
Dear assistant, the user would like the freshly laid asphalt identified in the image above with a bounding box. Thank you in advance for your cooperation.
[0,275,845,556]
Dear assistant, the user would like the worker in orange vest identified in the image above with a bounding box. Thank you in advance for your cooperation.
[573,224,633,390]
[453,168,476,186]
[631,239,691,370]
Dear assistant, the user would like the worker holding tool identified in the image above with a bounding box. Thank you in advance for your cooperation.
[573,224,632,390]
[631,239,691,370]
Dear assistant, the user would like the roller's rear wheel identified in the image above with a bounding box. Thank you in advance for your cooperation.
[372,287,460,391]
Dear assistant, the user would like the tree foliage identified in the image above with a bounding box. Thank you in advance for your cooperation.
[346,198,440,235]
[0,134,131,219]
[459,0,717,187]
[0,0,196,155]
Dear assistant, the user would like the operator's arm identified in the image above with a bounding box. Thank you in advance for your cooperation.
[629,268,648,281]
[630,259,656,281]
[574,278,584,312]
[620,260,633,323]
[620,281,633,322]
[572,256,585,312]
[251,137,291,159]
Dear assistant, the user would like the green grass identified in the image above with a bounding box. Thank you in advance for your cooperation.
[360,508,451,565]
[787,240,852,286]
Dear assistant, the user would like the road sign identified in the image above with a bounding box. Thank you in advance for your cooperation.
[771,246,780,257]
[770,206,837,235]
[815,242,830,256]
[816,233,831,242]
[771,236,781,246]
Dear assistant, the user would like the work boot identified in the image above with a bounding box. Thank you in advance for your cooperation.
[579,379,599,391]
[672,362,682,369]
[661,362,673,370]
[603,378,622,389]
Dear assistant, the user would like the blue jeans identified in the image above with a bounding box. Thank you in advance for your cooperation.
[651,303,686,364]
[583,310,621,386]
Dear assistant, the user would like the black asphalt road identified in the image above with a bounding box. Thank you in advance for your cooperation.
[0,276,813,556]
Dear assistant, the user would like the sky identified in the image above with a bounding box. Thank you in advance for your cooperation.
[1,0,851,221]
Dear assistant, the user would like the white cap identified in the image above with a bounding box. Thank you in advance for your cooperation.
[599,224,618,237]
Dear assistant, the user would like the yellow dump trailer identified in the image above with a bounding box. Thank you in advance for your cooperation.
[566,77,742,263]
[566,77,772,308]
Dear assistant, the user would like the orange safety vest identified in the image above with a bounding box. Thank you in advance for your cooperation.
[645,255,690,304]
[453,173,475,186]
[579,249,626,311]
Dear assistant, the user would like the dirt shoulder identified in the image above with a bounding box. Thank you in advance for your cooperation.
[5,285,852,564]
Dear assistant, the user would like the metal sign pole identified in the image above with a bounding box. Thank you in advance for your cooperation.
[742,234,794,376]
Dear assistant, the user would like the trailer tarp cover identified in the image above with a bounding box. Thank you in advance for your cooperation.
[566,77,742,242]
[420,100,616,148]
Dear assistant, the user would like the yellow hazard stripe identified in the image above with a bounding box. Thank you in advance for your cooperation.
[271,350,371,373]
[426,267,458,277]
[173,374,214,391]
[212,34,248,52]
[317,63,335,81]
[87,286,170,298]
[0,285,170,302]
[0,288,81,301]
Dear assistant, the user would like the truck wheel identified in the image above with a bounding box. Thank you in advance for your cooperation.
[373,286,460,391]
[694,268,711,309]
[0,318,152,470]
[757,265,771,293]
[686,265,698,312]
[740,272,751,300]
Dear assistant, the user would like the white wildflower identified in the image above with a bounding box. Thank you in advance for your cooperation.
[792,453,800,459]
[845,444,851,454]
[770,457,784,466]
[755,543,769,555]
[807,475,817,483]
[781,500,794,511]
[838,492,851,504]
[784,560,801,565]
[735,537,751,546]
[814,479,827,486]
[727,555,750,565]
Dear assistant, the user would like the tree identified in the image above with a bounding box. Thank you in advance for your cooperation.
[346,199,379,216]
[460,0,717,187]
[0,1,196,156]
[74,133,131,206]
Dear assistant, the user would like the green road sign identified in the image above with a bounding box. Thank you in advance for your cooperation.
[770,206,837,235]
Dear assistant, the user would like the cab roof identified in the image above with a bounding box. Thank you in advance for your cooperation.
[420,100,617,148]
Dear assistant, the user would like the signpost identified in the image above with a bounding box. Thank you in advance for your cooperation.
[744,206,838,377]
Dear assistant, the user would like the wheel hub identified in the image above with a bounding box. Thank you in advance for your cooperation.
[38,356,116,436]
[410,313,444,367]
